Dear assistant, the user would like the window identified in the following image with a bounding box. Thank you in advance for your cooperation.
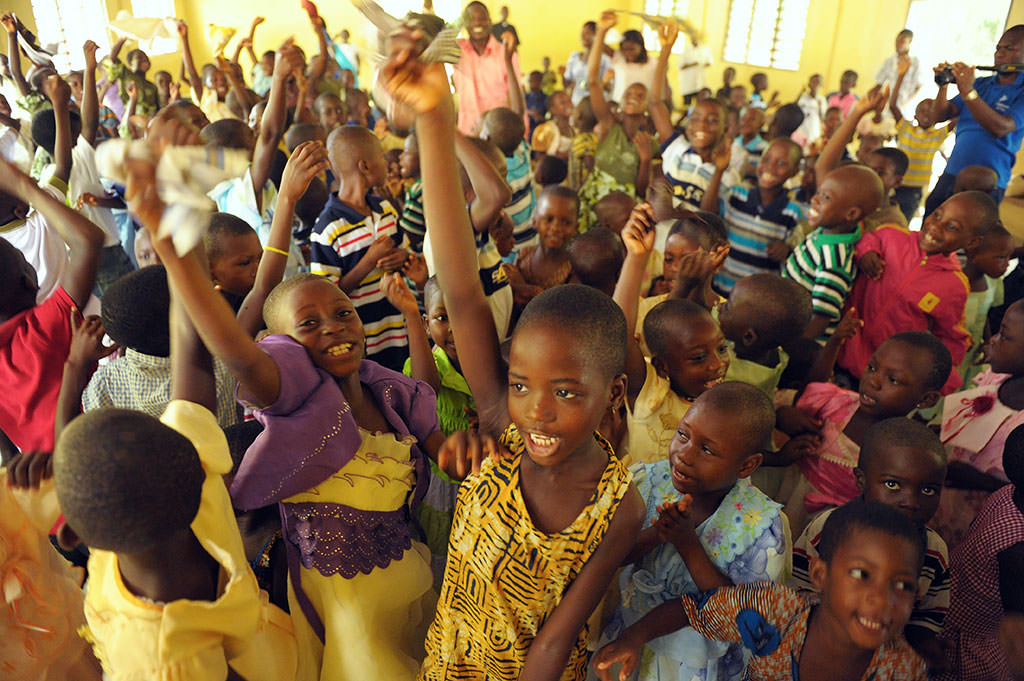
[723,0,809,70]
[29,0,109,71]
[641,0,690,53]
[129,0,178,56]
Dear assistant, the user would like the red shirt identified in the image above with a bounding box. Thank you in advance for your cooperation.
[838,225,970,394]
[0,287,77,451]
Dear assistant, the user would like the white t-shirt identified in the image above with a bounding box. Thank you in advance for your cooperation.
[796,92,826,147]
[69,136,120,247]
[677,42,712,96]
[0,180,68,303]
[610,51,661,104]
[875,54,924,115]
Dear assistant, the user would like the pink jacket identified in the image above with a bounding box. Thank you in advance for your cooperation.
[838,225,970,394]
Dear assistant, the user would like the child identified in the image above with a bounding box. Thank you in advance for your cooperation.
[505,185,579,308]
[314,91,346,134]
[595,498,928,681]
[106,36,159,118]
[531,90,575,161]
[568,96,598,191]
[54,280,297,680]
[480,107,536,246]
[777,332,949,525]
[837,190,997,393]
[397,131,425,252]
[796,74,826,147]
[749,72,777,109]
[310,124,410,371]
[180,22,255,124]
[525,69,548,131]
[205,213,264,303]
[959,224,1014,385]
[600,382,787,681]
[568,226,625,297]
[0,153,104,454]
[715,67,735,101]
[731,106,767,175]
[936,424,1024,680]
[594,191,635,234]
[931,299,1024,550]
[782,163,884,342]
[807,105,842,156]
[704,138,804,292]
[826,69,859,118]
[792,418,952,672]
[378,39,644,680]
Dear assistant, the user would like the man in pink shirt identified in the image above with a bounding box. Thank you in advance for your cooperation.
[454,1,522,134]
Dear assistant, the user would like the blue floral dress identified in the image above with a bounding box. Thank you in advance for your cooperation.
[598,462,788,681]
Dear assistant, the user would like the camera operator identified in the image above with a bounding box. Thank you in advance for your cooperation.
[924,25,1024,216]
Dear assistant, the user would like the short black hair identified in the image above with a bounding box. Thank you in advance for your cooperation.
[1004,424,1024,488]
[953,190,1000,237]
[101,265,171,356]
[771,104,805,138]
[285,122,326,153]
[263,272,336,333]
[535,155,568,186]
[423,275,444,311]
[859,417,947,474]
[516,284,627,380]
[54,408,205,553]
[538,184,579,215]
[583,20,596,31]
[644,298,715,361]
[204,212,258,264]
[480,107,525,156]
[898,28,914,39]
[224,419,264,477]
[818,499,925,570]
[695,381,775,453]
[620,30,647,62]
[667,211,729,250]
[884,331,952,392]
[872,147,909,177]
[568,227,625,296]
[200,118,253,150]
[31,108,82,156]
[736,273,812,346]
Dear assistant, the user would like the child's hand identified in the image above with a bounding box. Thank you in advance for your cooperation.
[126,80,138,100]
[379,31,452,115]
[775,405,823,437]
[83,40,99,71]
[377,246,409,273]
[215,55,234,76]
[711,139,731,172]
[168,81,180,101]
[774,433,821,466]
[275,39,304,80]
[597,10,617,33]
[765,239,791,263]
[831,307,863,343]
[855,85,890,116]
[593,630,642,681]
[676,245,729,285]
[501,31,516,61]
[251,16,266,29]
[68,306,118,367]
[657,20,678,49]
[279,140,330,204]
[858,250,885,280]
[381,271,420,317]
[632,129,653,162]
[621,203,656,256]
[436,429,502,480]
[42,74,71,105]
[76,192,104,209]
[5,450,53,489]
[402,253,429,289]
[654,496,698,550]
[238,37,253,51]
[0,13,16,34]
[175,19,188,37]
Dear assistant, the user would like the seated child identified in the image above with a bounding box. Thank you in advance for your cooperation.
[479,107,535,246]
[931,299,1024,551]
[792,418,951,672]
[81,265,241,427]
[936,424,1024,681]
[595,499,929,681]
[704,138,804,292]
[777,332,949,524]
[505,185,579,308]
[782,164,884,343]
[568,226,625,297]
[959,224,1014,385]
[600,382,787,681]
[641,209,728,314]
[838,191,998,394]
[54,300,297,680]
[310,125,410,371]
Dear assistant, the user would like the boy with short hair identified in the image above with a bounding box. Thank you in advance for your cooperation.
[480,107,535,247]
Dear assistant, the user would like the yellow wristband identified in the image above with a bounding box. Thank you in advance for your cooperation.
[265,246,289,257]
[965,89,979,102]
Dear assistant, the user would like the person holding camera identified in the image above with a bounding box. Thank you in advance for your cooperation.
[923,25,1024,217]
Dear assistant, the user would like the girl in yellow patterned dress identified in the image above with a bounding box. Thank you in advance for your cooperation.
[377,37,645,681]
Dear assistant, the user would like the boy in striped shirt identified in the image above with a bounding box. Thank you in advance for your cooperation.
[311,126,410,371]
[782,164,884,342]
[480,107,535,247]
[890,64,953,221]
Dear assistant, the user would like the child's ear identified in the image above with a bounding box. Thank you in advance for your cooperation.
[741,327,758,348]
[55,520,81,552]
[651,355,669,379]
[962,234,984,253]
[854,466,866,492]
[844,205,863,224]
[809,556,828,591]
[607,372,628,411]
[739,451,763,478]
[916,390,941,410]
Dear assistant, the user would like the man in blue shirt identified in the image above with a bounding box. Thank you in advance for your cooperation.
[924,25,1024,216]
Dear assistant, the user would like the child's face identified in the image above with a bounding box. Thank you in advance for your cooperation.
[528,72,543,92]
[809,74,821,91]
[855,135,882,164]
[399,136,420,178]
[811,527,919,651]
[824,109,842,136]
[686,101,724,152]
[801,156,818,194]
[210,232,262,297]
[661,233,700,284]
[620,39,643,64]
[425,294,457,363]
[738,107,764,137]
[620,83,648,116]
[155,71,172,91]
[548,92,572,119]
[67,74,83,103]
[752,74,767,91]
[914,99,936,128]
[507,323,624,467]
[758,142,799,190]
[261,54,275,77]
[535,195,578,250]
[858,340,938,418]
[987,302,1024,375]
[281,278,365,376]
[729,86,747,109]
[668,399,761,498]
[866,152,900,194]
[717,278,762,347]
[808,174,859,229]
[969,233,1014,279]
[723,67,735,84]
[840,72,857,93]
[129,52,150,74]
[317,97,345,133]
[348,93,370,125]
[919,194,984,256]
[133,227,160,268]
[206,70,229,99]
[856,446,944,526]
[653,315,729,399]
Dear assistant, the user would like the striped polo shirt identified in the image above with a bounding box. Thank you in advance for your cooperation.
[715,184,804,294]
[662,133,739,211]
[782,224,862,342]
[310,193,408,371]
[399,179,426,253]
[505,140,536,245]
[895,119,951,188]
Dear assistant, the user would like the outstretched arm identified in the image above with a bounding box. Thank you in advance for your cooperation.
[502,32,524,116]
[243,17,264,65]
[177,21,203,100]
[612,204,657,407]
[456,130,512,233]
[589,12,617,139]
[81,41,100,146]
[2,14,28,96]
[169,252,217,412]
[41,74,72,184]
[648,22,678,143]
[251,40,303,210]
[817,85,888,178]
[382,271,442,394]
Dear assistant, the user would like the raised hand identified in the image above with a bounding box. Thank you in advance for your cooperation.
[436,429,501,480]
[597,10,617,33]
[402,252,429,289]
[633,129,653,162]
[83,40,99,71]
[859,250,886,280]
[380,271,420,317]
[42,74,71,105]
[621,203,657,256]
[250,16,266,29]
[711,139,731,172]
[657,20,678,50]
[0,13,16,34]
[379,31,452,114]
[279,139,330,203]
[832,307,863,343]
[501,31,516,62]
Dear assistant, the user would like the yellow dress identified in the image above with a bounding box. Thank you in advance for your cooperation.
[420,425,633,681]
[81,401,297,681]
[625,361,693,465]
[285,429,433,681]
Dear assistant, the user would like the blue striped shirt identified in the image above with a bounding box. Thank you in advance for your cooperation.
[505,141,536,245]
[661,134,739,211]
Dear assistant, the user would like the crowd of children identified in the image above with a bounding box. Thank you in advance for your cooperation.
[1,3,1024,681]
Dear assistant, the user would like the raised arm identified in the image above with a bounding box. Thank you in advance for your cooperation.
[2,15,28,96]
[169,252,217,412]
[612,204,657,407]
[502,33,524,116]
[81,41,100,146]
[42,75,72,184]
[251,40,303,209]
[888,64,908,123]
[382,271,442,394]
[817,85,888,178]
[177,21,203,100]
[218,55,257,118]
[648,22,678,143]
[304,14,330,86]
[589,12,617,137]
[380,39,509,434]
[55,309,117,443]
[456,131,512,233]
[243,17,264,65]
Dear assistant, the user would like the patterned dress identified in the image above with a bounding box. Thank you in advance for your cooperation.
[420,425,633,681]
